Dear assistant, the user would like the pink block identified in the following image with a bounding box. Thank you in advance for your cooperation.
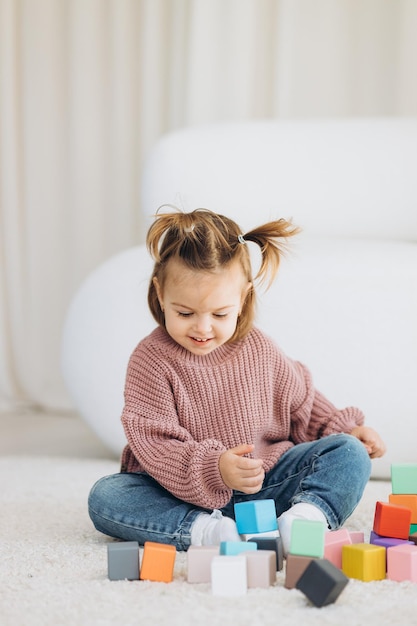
[350,531,365,544]
[324,528,352,569]
[387,544,417,582]
[187,546,219,583]
[244,550,276,588]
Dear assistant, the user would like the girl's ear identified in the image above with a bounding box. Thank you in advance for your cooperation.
[153,276,164,311]
[240,281,252,311]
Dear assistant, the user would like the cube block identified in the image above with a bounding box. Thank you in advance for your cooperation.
[349,531,365,544]
[389,494,417,523]
[289,519,326,558]
[220,541,257,556]
[248,536,284,571]
[234,499,277,534]
[296,558,349,607]
[187,545,219,583]
[211,555,247,596]
[387,544,417,582]
[245,550,276,588]
[342,543,386,582]
[391,464,417,494]
[324,528,352,569]
[373,501,412,540]
[139,541,176,583]
[107,541,140,581]
[285,554,316,589]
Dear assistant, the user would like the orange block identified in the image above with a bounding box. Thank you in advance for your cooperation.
[373,501,412,540]
[389,494,417,524]
[139,541,176,583]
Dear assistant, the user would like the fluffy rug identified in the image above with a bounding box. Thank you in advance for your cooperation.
[1,457,417,626]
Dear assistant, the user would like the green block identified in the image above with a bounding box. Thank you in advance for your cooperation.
[391,464,417,494]
[410,524,417,534]
[289,519,326,558]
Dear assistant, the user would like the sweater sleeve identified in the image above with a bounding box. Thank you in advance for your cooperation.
[286,360,365,443]
[120,345,233,510]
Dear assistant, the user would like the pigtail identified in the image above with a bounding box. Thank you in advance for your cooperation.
[243,219,300,289]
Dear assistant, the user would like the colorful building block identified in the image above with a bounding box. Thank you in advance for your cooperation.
[139,541,176,583]
[285,554,316,589]
[389,494,417,523]
[391,464,417,495]
[349,531,365,544]
[370,530,413,550]
[234,499,277,534]
[211,555,247,596]
[187,546,219,583]
[244,550,276,588]
[373,501,412,540]
[107,541,140,581]
[296,558,349,607]
[342,543,386,582]
[220,541,257,556]
[324,528,352,569]
[289,519,326,558]
[248,536,284,571]
[410,524,417,535]
[241,529,279,541]
[387,544,417,582]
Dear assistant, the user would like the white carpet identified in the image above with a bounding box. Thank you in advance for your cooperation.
[1,457,417,626]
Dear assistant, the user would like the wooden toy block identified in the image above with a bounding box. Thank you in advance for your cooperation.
[391,463,417,494]
[389,494,417,523]
[296,558,349,607]
[234,499,277,534]
[387,544,417,582]
[289,519,326,558]
[139,541,176,583]
[370,530,413,550]
[220,541,257,556]
[107,541,140,581]
[241,529,279,541]
[324,528,352,569]
[349,531,365,544]
[244,550,276,588]
[373,501,412,540]
[342,543,386,582]
[248,536,284,571]
[187,545,219,583]
[410,524,417,535]
[285,554,316,589]
[211,555,247,596]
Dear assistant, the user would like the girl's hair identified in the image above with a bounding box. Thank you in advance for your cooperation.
[147,206,300,342]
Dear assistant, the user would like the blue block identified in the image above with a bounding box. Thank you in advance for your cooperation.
[220,541,258,556]
[234,500,277,535]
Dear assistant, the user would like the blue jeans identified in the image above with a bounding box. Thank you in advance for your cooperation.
[88,433,371,551]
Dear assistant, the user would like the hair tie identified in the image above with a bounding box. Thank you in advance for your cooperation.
[238,234,247,244]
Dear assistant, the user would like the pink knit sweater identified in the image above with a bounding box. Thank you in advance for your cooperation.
[120,326,364,510]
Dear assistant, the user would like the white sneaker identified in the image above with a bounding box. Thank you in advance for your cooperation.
[191,510,241,546]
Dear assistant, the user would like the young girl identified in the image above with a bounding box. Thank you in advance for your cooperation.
[88,208,385,554]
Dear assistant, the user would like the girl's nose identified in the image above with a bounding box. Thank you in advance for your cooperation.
[193,315,212,334]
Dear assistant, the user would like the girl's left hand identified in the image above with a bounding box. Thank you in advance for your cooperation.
[350,425,386,459]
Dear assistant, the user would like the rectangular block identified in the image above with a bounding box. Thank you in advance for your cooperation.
[187,546,219,583]
[211,555,247,596]
[289,519,326,558]
[373,501,412,540]
[285,554,316,589]
[248,536,284,571]
[241,530,279,542]
[139,541,176,583]
[324,528,352,569]
[234,500,277,535]
[389,494,417,523]
[349,531,365,544]
[391,464,417,494]
[342,543,386,582]
[220,541,257,556]
[244,550,276,588]
[296,558,349,607]
[387,544,417,582]
[107,541,140,581]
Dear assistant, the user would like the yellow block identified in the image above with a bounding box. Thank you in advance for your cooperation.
[342,543,386,582]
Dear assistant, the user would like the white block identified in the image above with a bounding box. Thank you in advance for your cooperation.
[211,556,247,597]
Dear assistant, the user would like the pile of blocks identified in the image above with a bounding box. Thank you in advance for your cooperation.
[106,463,417,606]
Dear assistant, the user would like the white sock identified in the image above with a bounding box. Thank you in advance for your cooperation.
[277,502,328,557]
[190,510,241,546]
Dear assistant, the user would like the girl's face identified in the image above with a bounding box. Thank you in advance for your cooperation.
[154,259,251,355]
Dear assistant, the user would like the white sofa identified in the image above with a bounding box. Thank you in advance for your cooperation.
[61,118,417,478]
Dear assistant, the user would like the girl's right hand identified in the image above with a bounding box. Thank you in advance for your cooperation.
[219,444,265,494]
